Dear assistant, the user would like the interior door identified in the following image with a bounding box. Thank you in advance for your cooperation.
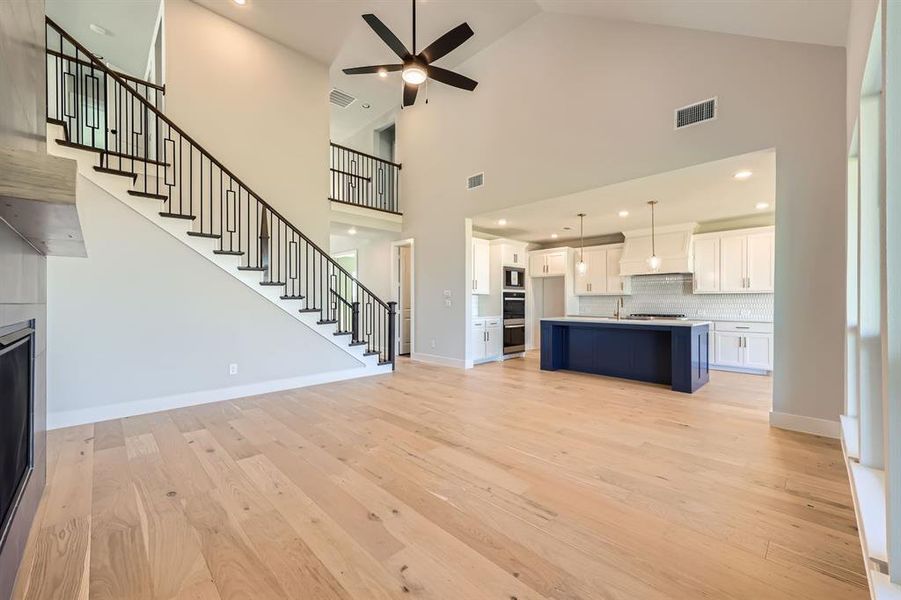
[719,234,746,292]
[746,231,775,292]
[397,245,412,355]
[714,332,744,367]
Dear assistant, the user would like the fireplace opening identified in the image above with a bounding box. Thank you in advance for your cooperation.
[0,324,33,551]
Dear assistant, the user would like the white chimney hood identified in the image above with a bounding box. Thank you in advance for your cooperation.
[619,223,697,276]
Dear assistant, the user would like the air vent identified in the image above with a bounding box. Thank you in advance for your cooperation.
[466,172,484,190]
[329,88,356,109]
[674,97,717,129]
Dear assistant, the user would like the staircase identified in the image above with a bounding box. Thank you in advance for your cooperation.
[44,17,395,375]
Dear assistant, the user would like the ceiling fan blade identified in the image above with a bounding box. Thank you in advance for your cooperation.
[427,66,478,91]
[362,14,411,60]
[342,64,403,75]
[418,23,474,64]
[403,82,419,107]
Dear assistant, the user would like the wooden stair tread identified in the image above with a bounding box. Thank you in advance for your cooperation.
[94,166,136,180]
[129,190,167,200]
[158,212,195,221]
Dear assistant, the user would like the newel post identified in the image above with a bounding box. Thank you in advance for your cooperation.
[387,301,397,370]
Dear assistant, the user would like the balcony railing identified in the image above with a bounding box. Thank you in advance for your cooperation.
[329,142,401,215]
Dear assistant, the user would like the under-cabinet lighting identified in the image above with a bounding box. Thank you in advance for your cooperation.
[733,170,753,180]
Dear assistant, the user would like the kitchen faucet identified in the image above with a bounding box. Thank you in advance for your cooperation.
[614,297,624,320]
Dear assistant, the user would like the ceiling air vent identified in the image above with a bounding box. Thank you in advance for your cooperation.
[329,88,356,109]
[466,172,484,190]
[674,97,717,129]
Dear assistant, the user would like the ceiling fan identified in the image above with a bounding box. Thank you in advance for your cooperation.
[342,0,478,107]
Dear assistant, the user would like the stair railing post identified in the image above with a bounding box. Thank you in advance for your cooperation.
[352,301,360,343]
[387,301,397,370]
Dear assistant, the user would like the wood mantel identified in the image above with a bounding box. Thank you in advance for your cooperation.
[0,146,84,256]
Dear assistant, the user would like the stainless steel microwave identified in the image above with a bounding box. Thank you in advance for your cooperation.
[503,267,525,289]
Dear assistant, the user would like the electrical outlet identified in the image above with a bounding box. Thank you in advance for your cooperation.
[229,363,238,375]
[430,339,436,349]
[443,289,452,298]
[445,298,452,307]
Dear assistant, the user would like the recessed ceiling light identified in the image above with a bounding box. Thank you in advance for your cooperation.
[733,170,753,180]
[348,227,357,235]
[618,210,629,218]
[89,23,108,36]
[233,0,246,5]
[562,226,572,231]
[361,103,371,109]
[756,202,770,210]
[497,218,507,226]
[550,233,558,239]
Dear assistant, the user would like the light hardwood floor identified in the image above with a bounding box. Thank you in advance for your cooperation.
[13,353,866,599]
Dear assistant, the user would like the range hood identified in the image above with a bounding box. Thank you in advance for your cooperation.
[619,223,697,276]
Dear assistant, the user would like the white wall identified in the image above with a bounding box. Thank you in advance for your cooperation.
[163,0,330,247]
[398,12,847,424]
[47,177,360,427]
[330,228,399,301]
[845,0,880,149]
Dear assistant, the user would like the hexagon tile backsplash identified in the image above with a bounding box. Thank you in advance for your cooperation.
[578,273,773,322]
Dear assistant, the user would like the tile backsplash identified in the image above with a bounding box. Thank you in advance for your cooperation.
[579,273,773,322]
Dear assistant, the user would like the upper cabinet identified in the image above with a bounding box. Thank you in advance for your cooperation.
[530,250,567,277]
[573,244,631,295]
[472,237,490,295]
[693,227,774,294]
[499,243,527,268]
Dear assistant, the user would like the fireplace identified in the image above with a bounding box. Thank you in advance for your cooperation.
[0,324,33,552]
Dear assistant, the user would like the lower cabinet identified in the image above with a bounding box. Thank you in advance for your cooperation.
[472,317,502,363]
[711,321,773,372]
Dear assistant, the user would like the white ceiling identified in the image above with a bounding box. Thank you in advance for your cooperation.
[537,0,852,47]
[46,0,161,77]
[472,149,776,243]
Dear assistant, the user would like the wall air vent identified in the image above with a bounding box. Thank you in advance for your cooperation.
[674,97,717,129]
[466,172,484,190]
[329,88,356,109]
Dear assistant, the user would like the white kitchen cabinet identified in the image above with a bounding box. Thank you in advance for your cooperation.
[692,237,720,293]
[693,227,774,294]
[530,250,567,277]
[574,248,606,294]
[744,333,774,370]
[714,332,745,367]
[746,230,775,292]
[472,238,490,295]
[711,322,773,372]
[573,245,630,295]
[471,317,502,363]
[500,243,527,268]
[719,234,746,292]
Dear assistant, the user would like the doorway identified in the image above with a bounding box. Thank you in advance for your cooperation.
[391,239,414,356]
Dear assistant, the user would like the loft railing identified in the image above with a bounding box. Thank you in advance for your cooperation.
[329,142,401,215]
[45,17,396,367]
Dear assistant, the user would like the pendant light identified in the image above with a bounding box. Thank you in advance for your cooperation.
[577,213,588,274]
[646,200,662,272]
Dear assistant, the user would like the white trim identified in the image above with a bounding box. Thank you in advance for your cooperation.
[768,411,841,438]
[410,352,467,369]
[842,414,861,460]
[710,364,771,375]
[390,238,414,357]
[47,365,390,430]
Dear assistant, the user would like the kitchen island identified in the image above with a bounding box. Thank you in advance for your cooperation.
[540,316,710,393]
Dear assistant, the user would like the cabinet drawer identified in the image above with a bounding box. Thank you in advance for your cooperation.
[485,318,501,327]
[472,319,486,328]
[715,321,773,333]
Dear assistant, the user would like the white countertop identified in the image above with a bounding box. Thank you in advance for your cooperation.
[541,316,710,327]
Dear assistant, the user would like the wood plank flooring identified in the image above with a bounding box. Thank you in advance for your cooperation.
[13,353,867,599]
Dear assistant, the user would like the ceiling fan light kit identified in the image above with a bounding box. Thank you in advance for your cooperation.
[343,0,479,107]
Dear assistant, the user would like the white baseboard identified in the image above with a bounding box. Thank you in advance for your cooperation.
[47,366,390,430]
[410,352,467,369]
[769,411,841,439]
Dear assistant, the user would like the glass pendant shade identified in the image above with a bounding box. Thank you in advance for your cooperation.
[577,260,587,274]
[647,254,662,271]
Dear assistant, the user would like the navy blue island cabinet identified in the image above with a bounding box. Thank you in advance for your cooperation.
[540,317,711,393]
